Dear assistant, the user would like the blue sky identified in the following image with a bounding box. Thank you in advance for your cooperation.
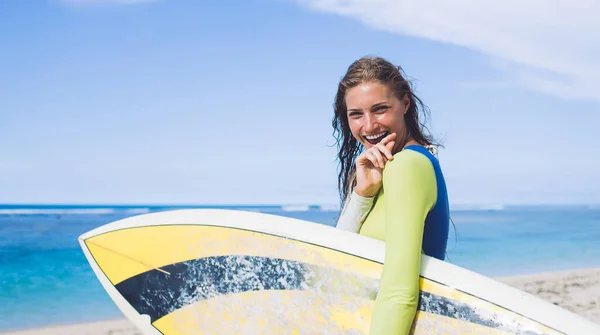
[1,0,598,206]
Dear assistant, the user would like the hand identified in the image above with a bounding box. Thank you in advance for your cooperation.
[354,133,396,198]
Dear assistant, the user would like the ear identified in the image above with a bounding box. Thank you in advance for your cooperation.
[402,93,410,114]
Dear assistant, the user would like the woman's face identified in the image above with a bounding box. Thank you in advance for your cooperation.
[345,81,409,152]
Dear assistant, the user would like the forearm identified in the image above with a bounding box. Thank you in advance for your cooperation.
[370,209,423,335]
[370,208,423,334]
[335,190,374,233]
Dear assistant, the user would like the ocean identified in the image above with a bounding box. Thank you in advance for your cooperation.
[1,204,600,332]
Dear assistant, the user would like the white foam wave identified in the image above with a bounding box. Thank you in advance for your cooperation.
[318,204,340,212]
[0,208,151,215]
[281,205,310,212]
[451,204,505,211]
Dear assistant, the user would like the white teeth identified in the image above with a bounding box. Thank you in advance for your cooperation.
[365,132,387,140]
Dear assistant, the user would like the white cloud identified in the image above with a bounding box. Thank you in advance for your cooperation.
[292,0,600,101]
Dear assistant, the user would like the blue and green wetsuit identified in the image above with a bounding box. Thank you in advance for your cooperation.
[338,145,450,334]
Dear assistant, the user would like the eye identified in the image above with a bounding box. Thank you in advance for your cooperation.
[374,105,389,113]
[348,111,362,118]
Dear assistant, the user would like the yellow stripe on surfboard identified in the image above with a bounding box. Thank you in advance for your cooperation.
[84,224,382,285]
[153,290,372,334]
[152,289,521,335]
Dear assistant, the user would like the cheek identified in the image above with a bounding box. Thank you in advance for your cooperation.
[347,118,362,139]
[388,110,406,130]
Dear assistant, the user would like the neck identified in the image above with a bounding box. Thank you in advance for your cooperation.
[404,138,420,148]
[393,130,418,154]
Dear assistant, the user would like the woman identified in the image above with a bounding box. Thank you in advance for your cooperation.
[333,56,450,334]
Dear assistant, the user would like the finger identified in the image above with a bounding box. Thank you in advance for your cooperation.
[380,132,397,145]
[385,140,396,153]
[356,150,372,166]
[376,142,394,160]
[369,148,385,168]
[363,151,379,168]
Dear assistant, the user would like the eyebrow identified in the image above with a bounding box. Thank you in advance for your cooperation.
[347,101,389,112]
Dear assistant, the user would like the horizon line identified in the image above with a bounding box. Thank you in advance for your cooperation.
[0,202,599,208]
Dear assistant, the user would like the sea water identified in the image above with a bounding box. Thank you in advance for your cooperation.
[1,204,599,332]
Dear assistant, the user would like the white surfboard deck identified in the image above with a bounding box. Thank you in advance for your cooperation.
[78,208,600,335]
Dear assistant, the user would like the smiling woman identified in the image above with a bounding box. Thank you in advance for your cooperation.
[331,56,450,335]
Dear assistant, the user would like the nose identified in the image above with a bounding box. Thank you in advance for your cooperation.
[363,113,378,133]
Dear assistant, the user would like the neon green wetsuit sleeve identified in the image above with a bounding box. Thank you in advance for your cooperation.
[369,149,437,335]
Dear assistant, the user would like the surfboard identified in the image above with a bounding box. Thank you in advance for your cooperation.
[78,208,600,335]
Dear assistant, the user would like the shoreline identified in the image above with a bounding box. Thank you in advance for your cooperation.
[3,267,600,335]
[0,319,140,335]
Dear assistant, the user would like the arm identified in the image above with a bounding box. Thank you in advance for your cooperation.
[369,150,437,335]
[335,190,374,233]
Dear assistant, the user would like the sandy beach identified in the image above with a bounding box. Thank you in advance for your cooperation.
[497,267,600,325]
[3,267,600,335]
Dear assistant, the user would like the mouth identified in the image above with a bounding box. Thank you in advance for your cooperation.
[363,131,388,145]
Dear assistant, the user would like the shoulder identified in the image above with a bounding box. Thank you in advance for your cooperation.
[384,147,434,176]
[382,146,438,209]
[382,147,437,195]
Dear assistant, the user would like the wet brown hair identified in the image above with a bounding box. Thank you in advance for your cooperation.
[332,56,440,206]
